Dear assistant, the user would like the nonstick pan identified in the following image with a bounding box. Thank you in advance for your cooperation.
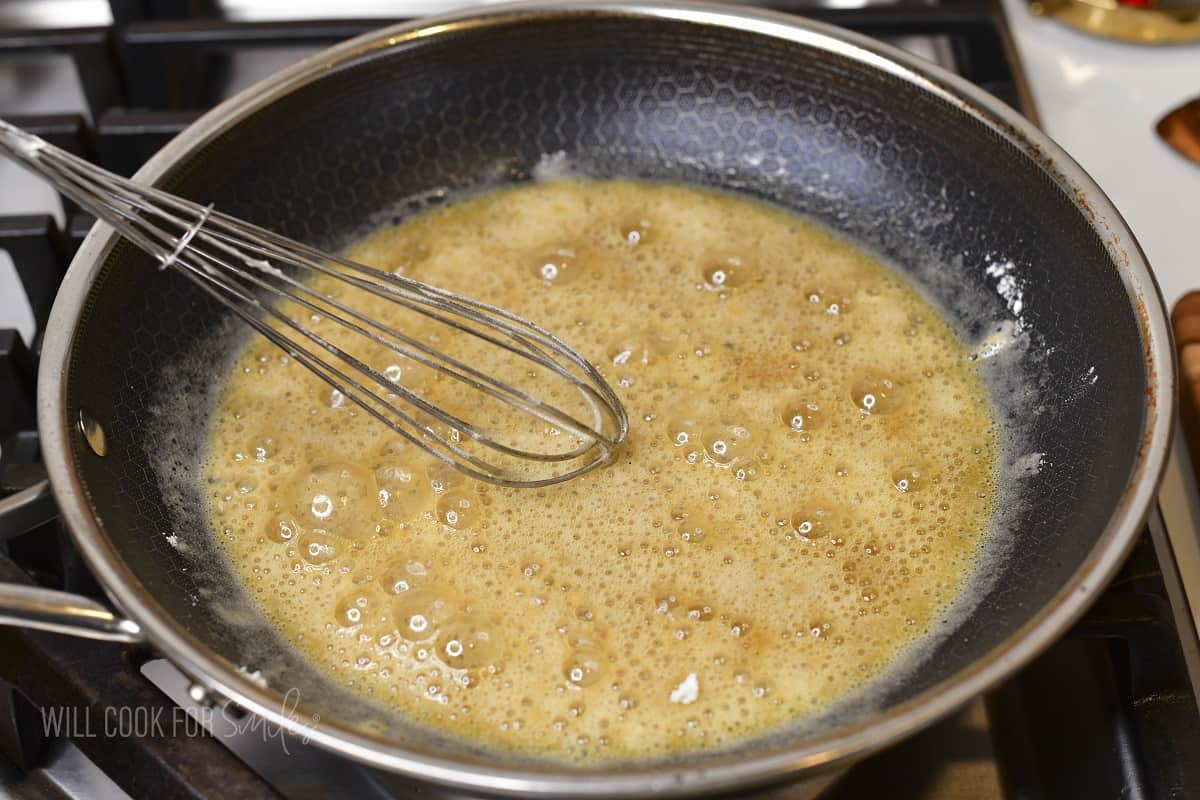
[0,2,1175,796]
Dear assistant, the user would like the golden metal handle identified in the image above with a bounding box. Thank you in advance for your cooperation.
[1031,0,1200,44]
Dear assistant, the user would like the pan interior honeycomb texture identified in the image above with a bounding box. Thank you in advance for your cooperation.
[203,179,999,762]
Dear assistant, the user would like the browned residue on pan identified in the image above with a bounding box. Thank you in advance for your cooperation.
[1072,185,1097,224]
[1121,292,1160,511]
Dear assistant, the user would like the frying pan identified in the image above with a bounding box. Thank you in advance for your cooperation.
[0,2,1174,796]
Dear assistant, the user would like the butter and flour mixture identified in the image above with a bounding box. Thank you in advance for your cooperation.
[204,179,998,762]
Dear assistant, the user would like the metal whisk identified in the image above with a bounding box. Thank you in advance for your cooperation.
[0,119,628,488]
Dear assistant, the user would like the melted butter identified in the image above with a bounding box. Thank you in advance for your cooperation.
[204,179,998,762]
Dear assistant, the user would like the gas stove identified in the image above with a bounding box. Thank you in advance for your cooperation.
[2,2,1200,798]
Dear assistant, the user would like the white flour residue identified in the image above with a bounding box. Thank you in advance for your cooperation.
[800,173,846,203]
[1056,364,1102,408]
[531,150,576,183]
[913,186,954,232]
[163,531,181,550]
[971,319,1023,361]
[1011,452,1046,477]
[670,673,699,705]
[984,257,1027,323]
[243,256,284,278]
[237,665,269,688]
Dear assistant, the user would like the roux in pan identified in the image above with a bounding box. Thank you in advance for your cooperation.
[204,180,998,761]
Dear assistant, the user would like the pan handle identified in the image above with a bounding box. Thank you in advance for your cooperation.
[0,479,143,643]
[0,584,143,642]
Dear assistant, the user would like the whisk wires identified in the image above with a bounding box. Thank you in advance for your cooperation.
[0,119,628,487]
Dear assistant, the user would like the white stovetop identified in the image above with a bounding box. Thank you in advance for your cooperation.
[1000,0,1200,307]
[998,0,1200,631]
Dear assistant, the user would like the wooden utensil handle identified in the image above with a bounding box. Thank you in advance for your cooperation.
[1173,292,1200,471]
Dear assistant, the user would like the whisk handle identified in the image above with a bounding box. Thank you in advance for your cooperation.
[0,118,167,256]
[0,118,58,177]
[0,118,115,222]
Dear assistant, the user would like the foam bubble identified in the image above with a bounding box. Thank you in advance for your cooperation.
[563,644,606,687]
[850,374,905,415]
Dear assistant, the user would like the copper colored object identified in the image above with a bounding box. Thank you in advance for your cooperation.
[1173,292,1200,470]
[1031,0,1200,43]
[1159,96,1200,165]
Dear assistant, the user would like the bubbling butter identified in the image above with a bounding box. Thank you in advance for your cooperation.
[204,179,998,762]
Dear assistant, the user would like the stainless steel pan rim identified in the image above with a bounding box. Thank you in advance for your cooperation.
[34,1,1176,796]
